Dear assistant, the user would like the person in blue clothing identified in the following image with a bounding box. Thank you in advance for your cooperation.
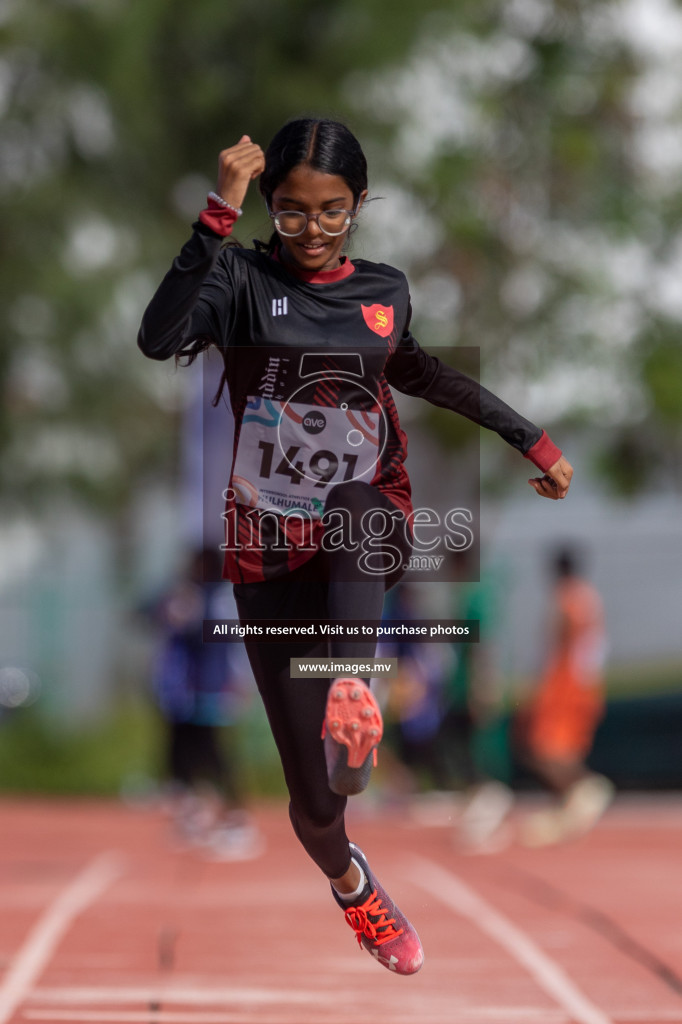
[378,584,454,792]
[152,547,262,860]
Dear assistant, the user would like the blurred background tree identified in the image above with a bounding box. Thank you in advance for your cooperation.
[0,0,467,520]
[342,0,682,491]
[2,0,682,774]
[2,0,682,522]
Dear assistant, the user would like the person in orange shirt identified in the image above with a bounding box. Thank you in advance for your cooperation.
[519,546,614,845]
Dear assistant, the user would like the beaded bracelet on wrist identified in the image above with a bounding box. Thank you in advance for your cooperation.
[207,191,243,217]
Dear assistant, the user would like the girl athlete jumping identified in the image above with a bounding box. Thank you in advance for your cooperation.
[138,118,573,976]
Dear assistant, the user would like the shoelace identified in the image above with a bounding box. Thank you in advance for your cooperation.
[345,889,404,947]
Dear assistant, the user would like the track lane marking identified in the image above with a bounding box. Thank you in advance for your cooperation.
[28,986,321,1006]
[19,1012,568,1024]
[24,1014,260,1023]
[410,856,613,1024]
[0,852,123,1024]
[25,988,571,1023]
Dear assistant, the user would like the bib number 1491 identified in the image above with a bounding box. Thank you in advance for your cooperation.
[257,440,359,487]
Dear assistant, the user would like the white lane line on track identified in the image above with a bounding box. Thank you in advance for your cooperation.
[410,856,613,1024]
[25,989,570,1024]
[25,1015,679,1024]
[17,1008,568,1024]
[0,852,124,1024]
[22,1008,571,1024]
[24,1014,245,1023]
[28,987,321,1006]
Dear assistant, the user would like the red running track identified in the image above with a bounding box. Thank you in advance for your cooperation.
[1,793,682,1024]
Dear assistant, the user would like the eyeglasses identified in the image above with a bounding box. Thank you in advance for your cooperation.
[267,206,357,237]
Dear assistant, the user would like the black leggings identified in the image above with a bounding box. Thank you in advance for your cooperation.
[233,482,412,879]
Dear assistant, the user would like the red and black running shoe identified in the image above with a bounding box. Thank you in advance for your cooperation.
[331,843,424,975]
[323,678,383,796]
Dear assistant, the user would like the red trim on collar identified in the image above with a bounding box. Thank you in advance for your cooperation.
[272,250,355,283]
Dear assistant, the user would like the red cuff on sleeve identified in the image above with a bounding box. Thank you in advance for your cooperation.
[524,430,562,473]
[198,198,239,237]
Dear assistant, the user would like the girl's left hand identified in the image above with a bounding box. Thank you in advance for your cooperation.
[528,456,573,500]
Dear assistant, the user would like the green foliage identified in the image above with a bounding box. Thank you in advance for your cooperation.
[2,0,682,512]
[0,0,461,517]
[591,430,653,499]
[642,328,682,427]
[0,697,285,798]
[0,699,161,796]
[2,664,679,796]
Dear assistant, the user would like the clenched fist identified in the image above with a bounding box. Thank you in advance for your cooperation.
[215,135,266,211]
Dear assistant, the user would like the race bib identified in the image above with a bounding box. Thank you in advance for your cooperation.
[231,393,384,519]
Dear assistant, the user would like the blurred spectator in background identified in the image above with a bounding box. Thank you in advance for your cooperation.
[151,547,263,861]
[515,545,613,846]
[444,557,514,852]
[373,585,455,808]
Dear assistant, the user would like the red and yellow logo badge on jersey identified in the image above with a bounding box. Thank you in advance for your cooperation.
[362,304,394,338]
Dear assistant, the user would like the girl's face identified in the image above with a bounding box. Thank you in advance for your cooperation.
[269,164,366,273]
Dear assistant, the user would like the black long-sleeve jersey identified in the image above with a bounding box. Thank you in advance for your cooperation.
[138,221,560,582]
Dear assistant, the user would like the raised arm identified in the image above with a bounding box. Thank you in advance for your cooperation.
[137,135,265,361]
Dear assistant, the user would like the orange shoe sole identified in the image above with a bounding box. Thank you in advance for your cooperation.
[324,678,383,768]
